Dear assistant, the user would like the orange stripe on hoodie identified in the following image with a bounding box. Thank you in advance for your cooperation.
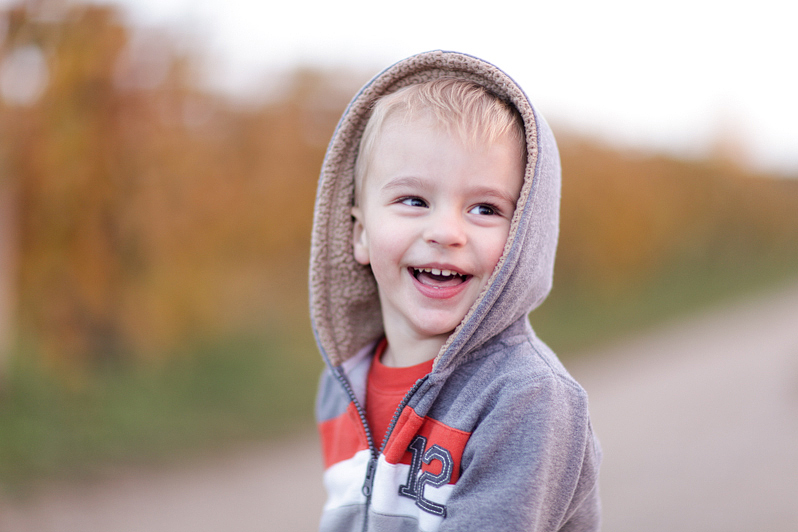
[384,407,471,484]
[319,402,369,470]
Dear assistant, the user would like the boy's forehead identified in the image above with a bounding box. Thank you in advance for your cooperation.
[368,115,524,195]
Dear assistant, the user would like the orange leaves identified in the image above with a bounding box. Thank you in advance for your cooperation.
[557,135,798,298]
[1,3,359,368]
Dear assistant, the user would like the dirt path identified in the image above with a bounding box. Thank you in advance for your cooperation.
[0,436,326,532]
[2,281,797,532]
[568,280,798,532]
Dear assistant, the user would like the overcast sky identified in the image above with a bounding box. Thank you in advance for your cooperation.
[7,0,798,174]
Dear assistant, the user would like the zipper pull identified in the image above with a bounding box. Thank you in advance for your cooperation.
[362,456,378,497]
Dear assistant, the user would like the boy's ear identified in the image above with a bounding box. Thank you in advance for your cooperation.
[351,206,370,265]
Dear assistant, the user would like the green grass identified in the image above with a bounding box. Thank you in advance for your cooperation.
[0,330,322,491]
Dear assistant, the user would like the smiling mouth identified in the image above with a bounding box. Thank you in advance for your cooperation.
[411,267,470,287]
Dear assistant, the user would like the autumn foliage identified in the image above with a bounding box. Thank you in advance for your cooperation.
[558,137,798,296]
[1,1,797,372]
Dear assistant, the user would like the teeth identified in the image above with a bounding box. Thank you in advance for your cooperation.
[415,267,459,277]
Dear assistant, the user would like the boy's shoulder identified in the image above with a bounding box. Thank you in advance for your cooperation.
[428,325,590,428]
[451,323,582,392]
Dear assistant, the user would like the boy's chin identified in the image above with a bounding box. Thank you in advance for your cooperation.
[408,314,464,340]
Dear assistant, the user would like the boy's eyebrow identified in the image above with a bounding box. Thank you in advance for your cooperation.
[381,176,431,193]
[467,185,519,206]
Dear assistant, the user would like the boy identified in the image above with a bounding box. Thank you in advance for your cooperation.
[310,51,601,532]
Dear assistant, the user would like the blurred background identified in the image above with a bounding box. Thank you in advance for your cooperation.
[0,0,797,530]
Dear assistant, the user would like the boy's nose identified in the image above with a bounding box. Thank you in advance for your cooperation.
[423,209,467,247]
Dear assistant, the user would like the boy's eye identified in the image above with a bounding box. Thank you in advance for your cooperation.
[400,197,428,208]
[469,204,497,216]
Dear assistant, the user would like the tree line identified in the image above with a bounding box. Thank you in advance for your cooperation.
[1,1,796,376]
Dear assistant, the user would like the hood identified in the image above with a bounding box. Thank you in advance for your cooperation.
[309,50,561,370]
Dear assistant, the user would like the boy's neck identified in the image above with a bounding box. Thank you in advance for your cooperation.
[381,327,447,368]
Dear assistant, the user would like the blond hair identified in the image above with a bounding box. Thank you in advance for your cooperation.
[354,78,525,201]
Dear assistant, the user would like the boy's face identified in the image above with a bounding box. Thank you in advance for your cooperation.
[352,113,524,344]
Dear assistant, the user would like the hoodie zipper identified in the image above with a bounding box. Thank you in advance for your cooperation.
[333,364,431,532]
[332,364,378,532]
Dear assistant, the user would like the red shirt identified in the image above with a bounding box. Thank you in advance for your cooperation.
[366,339,434,450]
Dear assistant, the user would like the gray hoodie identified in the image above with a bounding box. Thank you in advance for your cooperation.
[311,50,601,532]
